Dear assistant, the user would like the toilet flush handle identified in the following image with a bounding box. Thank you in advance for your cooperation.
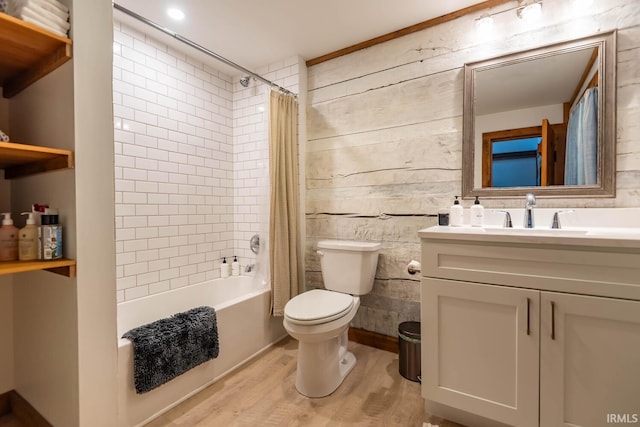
[317,250,324,257]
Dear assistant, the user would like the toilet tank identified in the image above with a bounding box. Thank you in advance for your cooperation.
[317,240,381,295]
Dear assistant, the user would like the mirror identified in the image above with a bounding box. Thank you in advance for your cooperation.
[462,31,616,198]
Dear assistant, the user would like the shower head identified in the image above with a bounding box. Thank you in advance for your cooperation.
[240,76,251,87]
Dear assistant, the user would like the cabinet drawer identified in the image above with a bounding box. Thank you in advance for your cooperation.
[421,240,640,301]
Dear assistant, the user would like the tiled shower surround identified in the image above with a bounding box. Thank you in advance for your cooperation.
[113,21,301,302]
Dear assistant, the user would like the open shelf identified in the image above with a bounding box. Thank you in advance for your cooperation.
[0,141,74,178]
[0,12,72,98]
[0,259,76,277]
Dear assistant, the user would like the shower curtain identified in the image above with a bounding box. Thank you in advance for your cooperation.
[268,90,300,317]
[565,86,598,186]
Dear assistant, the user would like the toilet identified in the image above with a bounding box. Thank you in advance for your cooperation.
[283,239,381,397]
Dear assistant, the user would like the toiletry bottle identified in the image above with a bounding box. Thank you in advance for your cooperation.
[231,256,240,276]
[40,209,62,260]
[221,257,230,278]
[470,196,485,227]
[0,213,18,261]
[449,196,463,227]
[18,212,38,261]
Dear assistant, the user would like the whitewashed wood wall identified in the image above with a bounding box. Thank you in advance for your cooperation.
[305,0,640,337]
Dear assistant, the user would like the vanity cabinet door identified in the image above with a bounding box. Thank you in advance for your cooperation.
[422,278,539,427]
[540,292,640,427]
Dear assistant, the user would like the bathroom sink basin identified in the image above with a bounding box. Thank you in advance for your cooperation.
[479,227,589,237]
[586,228,640,238]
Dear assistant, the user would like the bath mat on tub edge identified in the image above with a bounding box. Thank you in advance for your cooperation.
[122,306,219,394]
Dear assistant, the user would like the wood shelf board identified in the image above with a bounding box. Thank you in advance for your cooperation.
[0,12,72,98]
[0,259,76,277]
[0,141,74,178]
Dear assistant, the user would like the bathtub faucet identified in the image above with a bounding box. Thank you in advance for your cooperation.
[244,264,255,273]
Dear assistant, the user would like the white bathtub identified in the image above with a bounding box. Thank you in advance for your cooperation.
[117,276,287,427]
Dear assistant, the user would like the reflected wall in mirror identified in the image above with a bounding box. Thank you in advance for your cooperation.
[462,31,616,198]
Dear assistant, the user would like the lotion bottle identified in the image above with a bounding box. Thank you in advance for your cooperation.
[231,256,240,276]
[221,257,230,278]
[470,196,485,227]
[18,212,38,261]
[449,196,463,227]
[0,213,18,261]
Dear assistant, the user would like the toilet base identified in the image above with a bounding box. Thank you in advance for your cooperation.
[294,330,356,397]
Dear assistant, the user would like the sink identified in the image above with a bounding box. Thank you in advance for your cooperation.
[479,227,589,237]
[586,228,640,238]
[446,226,640,239]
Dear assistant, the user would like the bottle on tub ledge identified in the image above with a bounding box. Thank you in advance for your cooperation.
[39,208,62,260]
[231,256,240,276]
[221,257,231,278]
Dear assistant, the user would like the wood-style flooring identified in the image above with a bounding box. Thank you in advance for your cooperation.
[0,413,23,427]
[145,337,464,427]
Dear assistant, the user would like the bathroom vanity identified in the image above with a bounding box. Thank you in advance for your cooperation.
[419,215,640,427]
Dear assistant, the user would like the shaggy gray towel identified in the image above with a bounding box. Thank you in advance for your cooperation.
[122,306,219,394]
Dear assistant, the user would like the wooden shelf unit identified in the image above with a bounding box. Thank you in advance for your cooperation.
[0,141,74,178]
[0,14,75,276]
[0,259,76,277]
[0,12,72,99]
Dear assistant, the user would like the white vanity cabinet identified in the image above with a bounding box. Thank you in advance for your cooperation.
[539,292,640,427]
[419,227,640,427]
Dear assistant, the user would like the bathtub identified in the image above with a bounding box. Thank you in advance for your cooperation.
[117,275,287,427]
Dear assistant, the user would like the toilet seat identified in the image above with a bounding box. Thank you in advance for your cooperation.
[285,289,354,325]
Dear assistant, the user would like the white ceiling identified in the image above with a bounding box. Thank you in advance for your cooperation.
[113,0,484,77]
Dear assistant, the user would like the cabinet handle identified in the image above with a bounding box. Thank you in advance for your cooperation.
[550,301,556,340]
[526,297,531,336]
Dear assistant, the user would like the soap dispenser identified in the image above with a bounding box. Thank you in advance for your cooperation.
[231,256,240,276]
[221,257,230,278]
[449,196,463,227]
[18,212,38,261]
[470,196,485,227]
[0,213,18,261]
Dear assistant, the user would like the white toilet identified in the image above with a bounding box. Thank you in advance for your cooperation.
[283,239,381,397]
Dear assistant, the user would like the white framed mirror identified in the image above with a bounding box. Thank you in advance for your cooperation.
[462,31,616,199]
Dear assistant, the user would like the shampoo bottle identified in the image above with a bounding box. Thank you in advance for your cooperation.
[18,212,38,261]
[221,257,230,278]
[40,209,62,260]
[470,196,485,227]
[0,213,18,261]
[231,256,240,276]
[449,196,463,227]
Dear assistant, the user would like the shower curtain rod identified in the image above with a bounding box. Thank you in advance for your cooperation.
[112,3,298,98]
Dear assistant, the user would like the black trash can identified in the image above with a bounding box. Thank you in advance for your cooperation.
[398,321,421,382]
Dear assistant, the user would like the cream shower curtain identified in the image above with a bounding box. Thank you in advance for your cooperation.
[268,90,300,316]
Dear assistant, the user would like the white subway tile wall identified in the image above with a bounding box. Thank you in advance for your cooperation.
[113,21,301,302]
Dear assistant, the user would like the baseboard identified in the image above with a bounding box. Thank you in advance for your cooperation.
[349,327,399,354]
[0,390,52,427]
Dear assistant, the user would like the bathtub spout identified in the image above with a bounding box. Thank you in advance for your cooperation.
[244,264,255,272]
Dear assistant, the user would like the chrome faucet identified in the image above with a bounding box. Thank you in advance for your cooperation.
[499,210,513,228]
[524,193,536,228]
[551,210,574,229]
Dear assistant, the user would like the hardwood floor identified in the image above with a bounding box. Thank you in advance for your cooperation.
[0,413,23,427]
[145,337,464,427]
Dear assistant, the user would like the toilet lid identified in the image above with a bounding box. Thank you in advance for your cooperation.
[285,289,354,325]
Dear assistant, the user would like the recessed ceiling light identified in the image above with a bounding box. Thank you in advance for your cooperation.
[167,8,185,20]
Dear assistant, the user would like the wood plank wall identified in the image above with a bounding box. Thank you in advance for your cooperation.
[305,0,640,338]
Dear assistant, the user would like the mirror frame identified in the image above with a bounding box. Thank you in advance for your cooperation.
[462,31,617,199]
